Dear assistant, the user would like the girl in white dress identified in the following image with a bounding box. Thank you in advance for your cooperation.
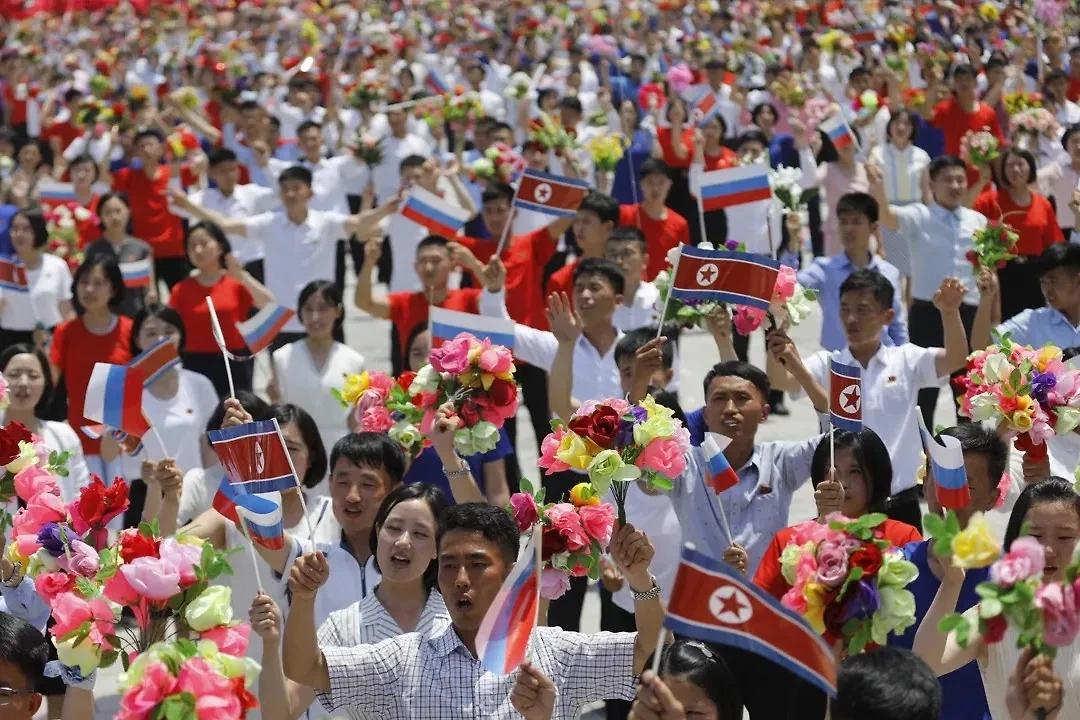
[914,478,1080,719]
[0,343,89,500]
[269,279,364,494]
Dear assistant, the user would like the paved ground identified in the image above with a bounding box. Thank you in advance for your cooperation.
[57,267,956,718]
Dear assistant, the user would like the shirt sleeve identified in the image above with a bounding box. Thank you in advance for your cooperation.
[996,309,1034,346]
[0,581,50,630]
[242,212,277,239]
[796,261,826,293]
[539,628,638,708]
[887,272,909,346]
[787,351,827,402]
[316,610,347,648]
[319,212,350,243]
[905,343,947,386]
[776,436,823,494]
[893,204,927,243]
[315,635,405,714]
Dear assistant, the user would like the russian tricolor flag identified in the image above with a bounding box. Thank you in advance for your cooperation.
[0,257,29,293]
[918,414,970,510]
[213,478,286,551]
[209,419,299,497]
[236,303,295,354]
[426,68,450,95]
[128,337,181,386]
[820,115,854,151]
[120,259,152,289]
[476,523,541,675]
[81,425,143,455]
[400,187,471,239]
[36,181,76,207]
[513,168,590,218]
[703,432,739,494]
[82,363,151,439]
[699,164,773,211]
[430,307,515,350]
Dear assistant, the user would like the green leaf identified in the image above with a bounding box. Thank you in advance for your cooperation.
[549,418,566,432]
[75,577,98,598]
[938,613,967,633]
[979,598,1003,617]
[923,513,946,537]
[330,388,349,409]
[520,477,534,496]
[649,476,673,492]
[955,620,971,648]
[99,650,119,668]
[534,487,546,505]
[138,521,155,538]
[120,650,130,672]
[975,584,1002,599]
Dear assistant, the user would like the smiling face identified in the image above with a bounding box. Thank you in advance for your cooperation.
[330,459,392,539]
[186,226,224,271]
[1026,501,1080,583]
[1040,267,1080,311]
[8,215,35,255]
[1001,152,1031,190]
[299,289,342,340]
[376,498,438,584]
[437,529,511,632]
[2,353,46,411]
[703,374,768,445]
[929,166,968,209]
[75,263,116,312]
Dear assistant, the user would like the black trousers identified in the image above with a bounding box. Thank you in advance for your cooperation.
[502,362,551,494]
[544,469,588,631]
[154,256,191,291]
[804,189,824,258]
[335,238,366,294]
[998,257,1043,323]
[715,645,820,719]
[600,587,636,720]
[911,300,978,431]
[181,351,253,398]
[244,259,265,285]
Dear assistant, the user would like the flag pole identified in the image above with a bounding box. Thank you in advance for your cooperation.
[273,417,317,540]
[235,510,266,592]
[494,182,522,256]
[649,622,667,677]
[696,191,708,248]
[206,297,236,399]
[717,499,733,547]
[655,249,682,340]
[150,426,169,462]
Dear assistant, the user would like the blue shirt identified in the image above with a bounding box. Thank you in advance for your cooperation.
[685,406,706,447]
[798,253,909,351]
[894,203,985,305]
[403,428,512,502]
[611,129,654,206]
[914,116,946,160]
[768,134,800,170]
[889,541,991,720]
[997,307,1080,350]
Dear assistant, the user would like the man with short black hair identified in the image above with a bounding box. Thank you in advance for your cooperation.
[833,647,942,720]
[546,192,620,299]
[618,159,690,280]
[0,612,49,720]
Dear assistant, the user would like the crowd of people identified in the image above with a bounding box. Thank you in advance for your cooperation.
[4,0,1080,717]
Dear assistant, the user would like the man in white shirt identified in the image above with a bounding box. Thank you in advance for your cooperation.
[275,78,327,141]
[1037,123,1080,235]
[605,227,659,333]
[372,108,432,203]
[461,61,507,122]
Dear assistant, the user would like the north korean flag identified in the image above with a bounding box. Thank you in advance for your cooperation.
[666,545,838,697]
[208,419,299,496]
[829,358,863,432]
[513,169,590,218]
[0,257,28,292]
[669,246,780,311]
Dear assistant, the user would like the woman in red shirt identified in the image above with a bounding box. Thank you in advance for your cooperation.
[753,428,923,602]
[972,147,1064,321]
[49,254,134,486]
[67,154,104,248]
[690,115,739,245]
[168,221,274,397]
[655,97,697,240]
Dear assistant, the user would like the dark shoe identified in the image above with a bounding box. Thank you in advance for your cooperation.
[770,402,791,416]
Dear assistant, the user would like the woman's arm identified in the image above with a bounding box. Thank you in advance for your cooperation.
[168,188,248,236]
[226,253,274,307]
[545,292,582,420]
[911,564,982,677]
[250,593,316,720]
[483,459,510,507]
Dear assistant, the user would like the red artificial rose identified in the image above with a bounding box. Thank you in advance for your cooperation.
[118,528,161,563]
[458,400,481,427]
[982,614,1007,644]
[0,421,33,465]
[232,676,259,713]
[849,543,883,578]
[568,406,621,449]
[75,478,107,527]
[397,371,417,392]
[486,378,517,409]
[541,527,568,562]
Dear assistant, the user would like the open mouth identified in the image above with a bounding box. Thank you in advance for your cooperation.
[455,595,473,611]
[721,418,741,430]
[389,553,411,568]
[342,506,365,520]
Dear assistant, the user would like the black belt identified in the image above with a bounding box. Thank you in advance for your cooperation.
[885,486,920,509]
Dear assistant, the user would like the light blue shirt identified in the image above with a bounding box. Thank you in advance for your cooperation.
[671,437,821,575]
[997,307,1080,349]
[895,203,987,305]
[798,253,909,351]
[0,580,50,632]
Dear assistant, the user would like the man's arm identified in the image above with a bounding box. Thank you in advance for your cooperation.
[479,258,559,370]
[971,267,1000,350]
[866,163,900,232]
[609,521,665,675]
[168,188,249,236]
[932,277,971,378]
[765,330,828,411]
[353,239,391,319]
[546,292,583,420]
[343,197,399,239]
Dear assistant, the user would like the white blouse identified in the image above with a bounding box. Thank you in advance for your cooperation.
[869,143,930,205]
[0,253,73,331]
[983,625,1080,720]
[0,414,90,503]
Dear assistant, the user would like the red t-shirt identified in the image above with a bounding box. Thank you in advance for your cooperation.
[388,288,481,357]
[619,204,691,280]
[931,97,1003,181]
[76,195,102,248]
[3,85,28,125]
[458,227,559,330]
[41,120,83,154]
[703,147,739,171]
[545,259,577,306]
[656,127,695,170]
[50,315,134,456]
[112,165,185,258]
[753,518,923,601]
[168,276,254,353]
[1068,77,1080,104]
[972,190,1064,257]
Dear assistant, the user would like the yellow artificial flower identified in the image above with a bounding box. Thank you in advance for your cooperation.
[640,394,674,421]
[1037,346,1060,372]
[915,451,927,486]
[978,2,999,21]
[805,606,826,634]
[5,541,28,568]
[6,441,37,474]
[177,533,204,547]
[555,431,594,471]
[951,513,1001,569]
[1011,410,1034,432]
[569,482,601,507]
[803,582,832,610]
[341,372,370,405]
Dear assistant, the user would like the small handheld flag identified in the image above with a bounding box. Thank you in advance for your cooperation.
[0,257,29,293]
[400,186,472,238]
[663,544,837,697]
[829,359,863,432]
[426,68,450,95]
[697,164,772,211]
[214,478,286,551]
[476,524,541,675]
[209,419,300,497]
[703,432,738,494]
[513,168,590,218]
[206,296,237,398]
[820,115,855,151]
[83,363,151,438]
[688,89,720,128]
[430,307,515,349]
[35,181,77,207]
[917,414,970,510]
[669,246,780,311]
[119,259,152,289]
[128,337,181,386]
[236,303,295,355]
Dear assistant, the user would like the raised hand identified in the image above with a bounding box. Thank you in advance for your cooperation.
[249,592,282,643]
[609,521,656,591]
[287,550,329,600]
[221,398,252,428]
[546,292,584,343]
[427,401,461,456]
[814,468,845,521]
[932,277,966,313]
[481,257,507,293]
[509,661,558,720]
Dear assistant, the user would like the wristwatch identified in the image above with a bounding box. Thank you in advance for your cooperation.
[3,561,22,588]
[631,575,661,602]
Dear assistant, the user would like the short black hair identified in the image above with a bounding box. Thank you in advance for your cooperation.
[297,279,344,328]
[185,220,232,268]
[207,147,238,167]
[639,157,670,180]
[848,66,871,82]
[614,326,674,369]
[370,483,450,590]
[811,428,892,513]
[417,235,451,255]
[951,64,978,82]
[130,303,187,355]
[994,147,1037,187]
[736,129,769,151]
[654,639,742,720]
[12,209,47,248]
[278,165,313,187]
[0,611,49,692]
[269,403,328,488]
[578,192,620,225]
[95,192,133,234]
[558,96,583,115]
[296,119,322,137]
[704,58,726,70]
[72,253,126,314]
[1036,241,1080,278]
[205,390,270,435]
[400,154,427,172]
[835,192,879,224]
[1004,477,1080,550]
[832,647,942,720]
[68,153,100,181]
[839,268,894,310]
[607,226,647,255]
[133,126,165,144]
[481,183,515,205]
[702,360,769,400]
[330,432,407,487]
[1062,122,1080,150]
[938,423,1008,493]
[573,257,625,295]
[928,154,967,180]
[0,343,55,416]
[437,502,520,566]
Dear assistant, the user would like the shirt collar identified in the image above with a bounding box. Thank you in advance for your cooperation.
[427,625,471,659]
[930,203,962,221]
[734,444,762,474]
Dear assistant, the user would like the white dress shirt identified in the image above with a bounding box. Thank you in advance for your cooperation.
[268,154,369,214]
[186,184,279,264]
[0,252,72,331]
[1038,161,1080,230]
[372,133,432,203]
[612,281,659,332]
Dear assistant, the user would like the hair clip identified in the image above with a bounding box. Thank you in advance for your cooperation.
[684,640,714,659]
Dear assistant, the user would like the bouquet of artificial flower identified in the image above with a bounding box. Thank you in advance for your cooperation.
[89,74,113,98]
[732,265,817,335]
[797,97,833,136]
[346,70,388,110]
[353,134,384,166]
[1010,108,1060,139]
[528,114,577,158]
[0,376,7,411]
[172,86,201,111]
[956,335,1080,461]
[506,478,615,600]
[167,129,200,160]
[408,332,518,455]
[779,513,919,653]
[0,422,72,532]
[965,220,1019,272]
[504,72,532,101]
[413,95,446,129]
[816,30,855,59]
[538,395,688,524]
[335,370,427,459]
[914,42,952,70]
[903,87,926,112]
[442,91,485,127]
[1004,90,1044,116]
[468,142,525,185]
[769,166,806,214]
[769,77,806,109]
[885,23,915,46]
[42,204,92,273]
[960,128,1000,167]
[587,133,626,173]
[586,108,610,128]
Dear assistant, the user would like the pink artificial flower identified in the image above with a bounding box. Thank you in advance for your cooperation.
[34,571,75,606]
[50,591,115,641]
[733,306,766,335]
[1036,581,1080,648]
[772,265,798,303]
[789,520,832,546]
[814,539,849,589]
[175,657,242,718]
[538,427,570,473]
[120,556,181,602]
[24,491,66,529]
[117,661,177,720]
[104,570,141,607]
[578,503,616,547]
[540,567,571,600]
[476,341,514,376]
[367,370,395,395]
[993,470,1010,509]
[673,425,692,454]
[200,623,251,657]
[429,335,473,374]
[605,398,631,416]
[14,533,41,559]
[355,388,388,417]
[544,503,591,552]
[781,586,809,615]
[634,437,686,478]
[11,508,37,540]
[509,492,540,532]
[990,537,1045,586]
[54,540,100,578]
[795,553,819,585]
[13,465,59,503]
[666,63,695,95]
[158,537,202,589]
[359,405,395,433]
